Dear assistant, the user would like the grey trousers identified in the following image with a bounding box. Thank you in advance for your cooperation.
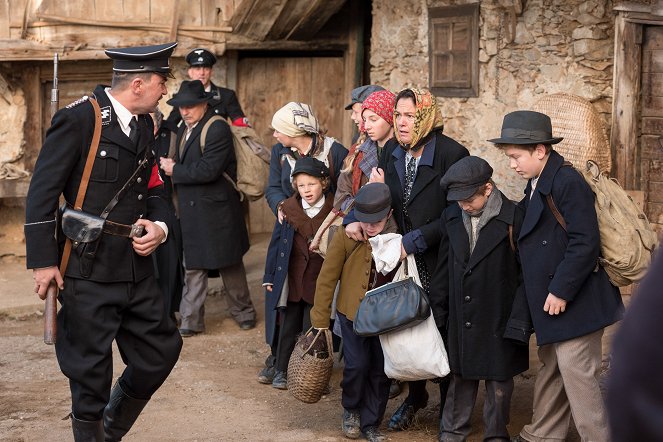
[520,329,608,442]
[179,261,256,331]
[440,374,514,441]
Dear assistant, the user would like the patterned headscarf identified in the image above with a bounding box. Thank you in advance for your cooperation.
[361,90,396,126]
[271,102,320,137]
[394,88,444,149]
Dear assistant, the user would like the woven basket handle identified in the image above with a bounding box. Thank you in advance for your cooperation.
[301,327,333,358]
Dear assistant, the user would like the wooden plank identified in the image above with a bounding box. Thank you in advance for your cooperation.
[647,182,663,203]
[310,57,345,142]
[646,201,663,225]
[642,116,663,134]
[123,0,151,22]
[641,48,663,72]
[232,0,287,41]
[267,0,310,40]
[286,0,346,41]
[96,0,124,21]
[226,35,347,51]
[611,16,642,189]
[641,134,663,159]
[0,0,10,38]
[150,0,172,24]
[178,0,202,27]
[341,0,363,148]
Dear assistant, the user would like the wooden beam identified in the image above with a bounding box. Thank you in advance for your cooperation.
[34,13,232,32]
[611,14,642,189]
[226,35,347,51]
[169,0,181,41]
[285,0,347,41]
[230,0,288,42]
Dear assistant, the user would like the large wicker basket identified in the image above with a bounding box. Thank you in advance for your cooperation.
[532,92,612,174]
[287,328,334,404]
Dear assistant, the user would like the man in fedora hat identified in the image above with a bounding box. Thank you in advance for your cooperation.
[25,42,183,441]
[489,110,623,442]
[167,47,248,128]
[160,80,257,338]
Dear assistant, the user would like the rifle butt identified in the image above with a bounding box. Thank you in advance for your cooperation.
[44,283,57,345]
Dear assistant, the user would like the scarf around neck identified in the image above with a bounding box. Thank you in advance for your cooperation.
[461,188,503,253]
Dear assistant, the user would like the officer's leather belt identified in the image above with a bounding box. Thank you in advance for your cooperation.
[104,220,145,238]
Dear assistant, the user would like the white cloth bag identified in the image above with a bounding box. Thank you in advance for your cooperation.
[378,254,450,381]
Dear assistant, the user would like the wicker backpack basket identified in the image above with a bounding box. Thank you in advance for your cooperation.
[287,328,334,404]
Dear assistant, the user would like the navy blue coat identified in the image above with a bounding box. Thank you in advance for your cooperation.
[517,151,623,345]
[264,139,347,214]
[262,218,295,347]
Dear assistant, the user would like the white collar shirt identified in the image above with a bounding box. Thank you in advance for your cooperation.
[302,195,325,218]
[105,87,136,137]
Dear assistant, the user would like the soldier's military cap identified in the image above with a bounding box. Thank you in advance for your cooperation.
[186,48,217,67]
[105,42,177,77]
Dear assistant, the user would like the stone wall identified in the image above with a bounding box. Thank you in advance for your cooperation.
[370,0,615,199]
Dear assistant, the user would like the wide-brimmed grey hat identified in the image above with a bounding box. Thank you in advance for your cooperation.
[487,110,563,145]
[440,156,493,201]
[354,183,392,223]
[344,85,386,110]
[166,80,214,107]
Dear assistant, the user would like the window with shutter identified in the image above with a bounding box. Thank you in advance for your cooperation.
[428,4,479,97]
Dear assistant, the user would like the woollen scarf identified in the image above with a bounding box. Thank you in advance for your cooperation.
[271,102,320,137]
[394,88,444,150]
[361,90,396,126]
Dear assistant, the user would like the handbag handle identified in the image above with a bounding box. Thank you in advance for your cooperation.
[300,327,333,359]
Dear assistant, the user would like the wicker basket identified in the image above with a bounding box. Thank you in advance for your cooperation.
[532,93,612,173]
[287,328,334,404]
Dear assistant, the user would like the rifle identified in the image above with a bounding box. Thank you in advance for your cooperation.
[44,53,59,345]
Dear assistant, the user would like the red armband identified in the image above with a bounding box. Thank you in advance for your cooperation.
[148,163,164,189]
[231,117,250,127]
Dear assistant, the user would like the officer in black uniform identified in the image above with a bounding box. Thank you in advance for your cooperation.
[166,47,248,128]
[25,42,183,442]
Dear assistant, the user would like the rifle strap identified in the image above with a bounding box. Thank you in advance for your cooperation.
[60,98,102,275]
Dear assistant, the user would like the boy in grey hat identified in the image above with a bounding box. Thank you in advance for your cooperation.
[489,111,623,442]
[435,156,530,441]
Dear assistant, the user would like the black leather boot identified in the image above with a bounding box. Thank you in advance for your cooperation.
[103,382,149,441]
[71,414,104,442]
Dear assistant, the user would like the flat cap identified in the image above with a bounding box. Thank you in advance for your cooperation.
[186,48,217,67]
[105,42,177,76]
[354,183,392,223]
[292,157,329,179]
[345,85,386,110]
[440,156,493,201]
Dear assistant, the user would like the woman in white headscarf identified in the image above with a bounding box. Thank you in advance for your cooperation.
[256,102,347,386]
[265,102,347,223]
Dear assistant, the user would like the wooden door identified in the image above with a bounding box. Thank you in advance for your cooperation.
[236,55,346,234]
[641,26,663,233]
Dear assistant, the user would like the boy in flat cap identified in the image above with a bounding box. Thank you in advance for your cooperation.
[167,47,248,128]
[434,156,530,441]
[25,43,182,440]
[489,111,623,442]
[262,157,333,388]
[311,182,400,442]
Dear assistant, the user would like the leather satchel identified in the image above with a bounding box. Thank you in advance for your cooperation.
[60,204,105,243]
[353,259,431,337]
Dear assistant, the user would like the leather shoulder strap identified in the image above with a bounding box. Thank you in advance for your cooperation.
[546,194,567,232]
[200,115,225,153]
[74,98,102,210]
[508,224,515,253]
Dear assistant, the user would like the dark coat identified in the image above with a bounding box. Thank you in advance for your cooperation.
[153,121,183,314]
[262,194,332,346]
[607,251,663,442]
[381,132,469,277]
[264,139,347,214]
[518,150,623,345]
[166,82,246,127]
[172,108,249,270]
[431,192,529,380]
[25,85,169,282]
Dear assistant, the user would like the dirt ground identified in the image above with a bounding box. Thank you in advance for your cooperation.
[0,233,618,441]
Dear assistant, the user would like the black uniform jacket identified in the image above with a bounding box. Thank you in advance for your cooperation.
[25,85,169,282]
[166,82,245,128]
[431,192,529,380]
[172,108,249,270]
[380,131,469,274]
[518,150,623,345]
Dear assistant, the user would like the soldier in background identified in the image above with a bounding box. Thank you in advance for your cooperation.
[166,47,249,128]
[25,43,182,441]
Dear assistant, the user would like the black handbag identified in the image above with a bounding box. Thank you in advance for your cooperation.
[353,259,431,337]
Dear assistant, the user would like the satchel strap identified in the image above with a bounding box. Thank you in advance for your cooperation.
[546,194,567,232]
[61,97,102,275]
